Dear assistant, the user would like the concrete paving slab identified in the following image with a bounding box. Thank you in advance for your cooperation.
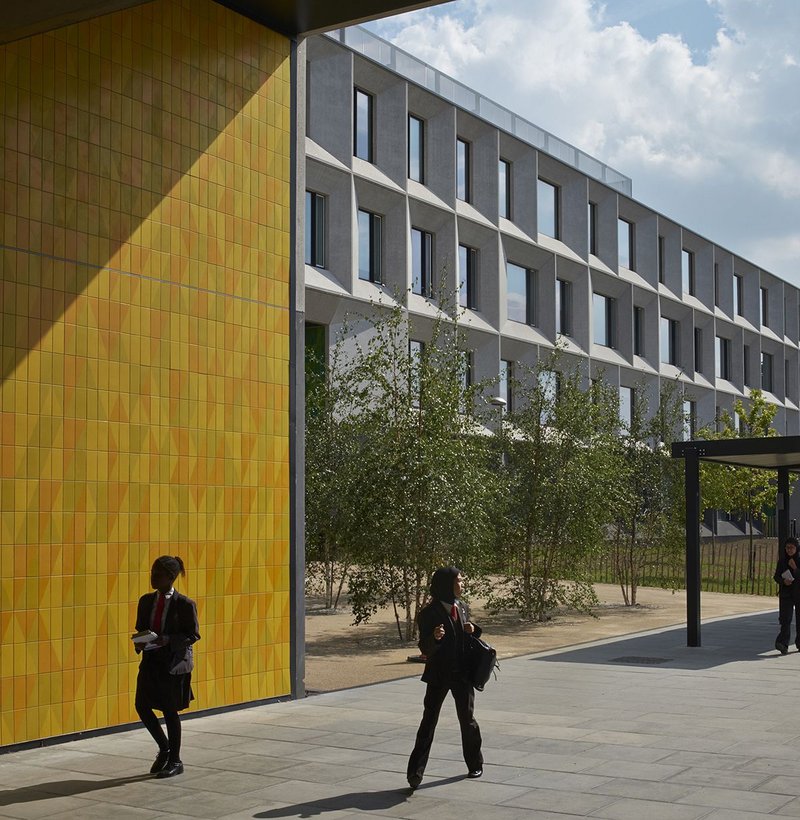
[2,610,798,819]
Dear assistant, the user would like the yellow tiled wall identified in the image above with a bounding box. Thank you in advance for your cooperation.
[0,0,292,745]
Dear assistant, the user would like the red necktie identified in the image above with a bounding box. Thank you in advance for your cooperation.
[152,593,165,633]
[451,604,458,621]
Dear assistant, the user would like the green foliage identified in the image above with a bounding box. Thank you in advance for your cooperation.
[487,353,614,620]
[606,381,686,605]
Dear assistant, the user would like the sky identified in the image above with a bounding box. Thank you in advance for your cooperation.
[364,0,800,287]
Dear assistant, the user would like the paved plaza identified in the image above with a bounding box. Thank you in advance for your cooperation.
[4,609,800,819]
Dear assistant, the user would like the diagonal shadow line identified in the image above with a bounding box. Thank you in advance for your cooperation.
[0,774,151,805]
[531,610,780,670]
[1,0,286,386]
[252,776,466,818]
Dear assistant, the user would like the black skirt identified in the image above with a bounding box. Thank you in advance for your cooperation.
[136,648,194,713]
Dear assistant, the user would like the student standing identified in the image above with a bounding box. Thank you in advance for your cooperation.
[407,566,483,789]
[133,555,200,777]
[774,536,800,654]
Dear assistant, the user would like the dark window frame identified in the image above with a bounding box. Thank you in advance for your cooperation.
[411,227,433,297]
[459,244,478,310]
[499,158,512,220]
[357,208,382,283]
[305,190,326,268]
[456,137,471,202]
[408,114,425,183]
[353,87,374,162]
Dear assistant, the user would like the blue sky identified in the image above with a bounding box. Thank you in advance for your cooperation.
[365,0,800,286]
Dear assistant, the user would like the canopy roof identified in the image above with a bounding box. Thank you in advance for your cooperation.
[671,436,800,471]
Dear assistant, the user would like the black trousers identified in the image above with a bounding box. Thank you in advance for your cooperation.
[407,678,482,780]
[777,595,800,647]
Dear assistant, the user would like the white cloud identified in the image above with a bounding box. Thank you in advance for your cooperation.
[367,0,800,284]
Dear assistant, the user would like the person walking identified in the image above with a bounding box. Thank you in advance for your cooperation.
[407,566,483,789]
[133,555,200,777]
[774,536,800,655]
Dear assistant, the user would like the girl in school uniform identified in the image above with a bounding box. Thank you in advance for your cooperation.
[133,555,200,778]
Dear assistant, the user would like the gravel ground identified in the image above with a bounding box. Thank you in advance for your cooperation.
[304,583,777,693]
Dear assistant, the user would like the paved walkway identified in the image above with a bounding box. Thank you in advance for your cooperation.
[4,609,800,819]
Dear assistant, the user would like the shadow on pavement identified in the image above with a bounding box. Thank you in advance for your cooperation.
[531,610,785,670]
[253,776,466,818]
[0,774,151,805]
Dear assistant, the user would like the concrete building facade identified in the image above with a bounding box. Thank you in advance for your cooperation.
[304,27,800,447]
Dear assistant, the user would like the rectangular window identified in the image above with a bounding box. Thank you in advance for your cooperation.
[633,306,644,356]
[458,244,477,309]
[498,159,511,219]
[714,262,720,307]
[456,138,470,202]
[499,359,512,414]
[462,350,473,391]
[761,286,769,327]
[358,209,381,283]
[734,274,744,316]
[588,201,598,256]
[715,335,730,380]
[618,218,634,270]
[593,292,616,348]
[661,316,678,365]
[409,339,424,406]
[694,327,703,373]
[408,114,424,183]
[411,227,433,296]
[743,344,750,387]
[619,386,634,429]
[556,278,572,336]
[538,369,559,424]
[507,262,535,325]
[682,249,695,295]
[537,178,559,239]
[658,235,665,284]
[762,351,774,392]
[305,190,326,267]
[354,88,373,162]
[683,399,697,441]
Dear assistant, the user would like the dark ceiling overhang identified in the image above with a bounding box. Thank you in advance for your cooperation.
[671,436,800,471]
[1,0,453,44]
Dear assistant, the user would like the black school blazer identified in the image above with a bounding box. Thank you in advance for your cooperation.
[417,599,482,686]
[135,591,201,674]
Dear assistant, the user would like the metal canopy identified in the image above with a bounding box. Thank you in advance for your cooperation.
[671,435,800,647]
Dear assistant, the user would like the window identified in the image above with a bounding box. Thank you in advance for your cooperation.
[358,209,381,282]
[498,159,511,220]
[507,262,535,325]
[694,327,703,373]
[715,336,730,380]
[408,115,424,183]
[537,178,559,238]
[683,399,697,441]
[743,344,751,387]
[734,274,744,316]
[658,235,665,284]
[762,351,774,392]
[619,386,634,429]
[633,306,644,356]
[618,218,634,270]
[714,263,720,307]
[593,292,616,348]
[354,88,373,161]
[588,201,598,256]
[461,350,473,391]
[661,316,678,365]
[409,340,424,406]
[411,228,433,296]
[538,369,559,424]
[456,138,470,201]
[556,278,572,336]
[761,286,769,327]
[458,244,477,309]
[682,249,695,295]
[305,322,327,383]
[499,360,512,413]
[305,191,325,267]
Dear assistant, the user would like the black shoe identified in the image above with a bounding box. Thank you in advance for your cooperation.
[467,769,482,779]
[156,760,184,778]
[776,641,789,655]
[407,773,422,790]
[150,749,170,774]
